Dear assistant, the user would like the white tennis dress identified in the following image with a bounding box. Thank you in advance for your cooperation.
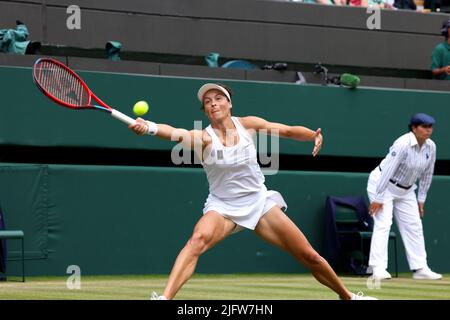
[202,116,287,230]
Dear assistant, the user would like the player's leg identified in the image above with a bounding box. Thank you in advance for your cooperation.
[163,211,236,299]
[254,206,353,300]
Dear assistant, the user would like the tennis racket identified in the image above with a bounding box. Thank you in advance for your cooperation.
[32,58,136,125]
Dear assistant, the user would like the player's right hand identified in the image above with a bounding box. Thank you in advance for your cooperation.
[129,118,149,135]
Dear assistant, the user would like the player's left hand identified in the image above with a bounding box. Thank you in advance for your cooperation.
[312,128,322,157]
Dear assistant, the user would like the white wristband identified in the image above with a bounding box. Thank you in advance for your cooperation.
[146,121,158,136]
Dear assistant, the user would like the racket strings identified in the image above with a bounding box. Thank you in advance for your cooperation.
[34,60,89,107]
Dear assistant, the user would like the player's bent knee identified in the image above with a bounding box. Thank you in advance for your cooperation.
[188,232,212,255]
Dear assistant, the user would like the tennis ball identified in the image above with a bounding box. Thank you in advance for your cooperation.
[133,101,149,116]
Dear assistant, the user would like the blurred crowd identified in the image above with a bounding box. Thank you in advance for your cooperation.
[288,0,440,12]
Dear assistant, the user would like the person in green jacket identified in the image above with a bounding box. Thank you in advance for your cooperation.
[431,20,450,80]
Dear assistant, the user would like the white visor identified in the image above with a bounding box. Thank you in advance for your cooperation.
[197,83,231,103]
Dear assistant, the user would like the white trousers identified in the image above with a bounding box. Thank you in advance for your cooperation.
[367,168,428,271]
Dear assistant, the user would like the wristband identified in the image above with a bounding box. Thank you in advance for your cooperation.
[146,121,158,136]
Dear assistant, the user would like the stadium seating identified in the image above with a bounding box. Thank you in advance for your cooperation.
[1,0,449,91]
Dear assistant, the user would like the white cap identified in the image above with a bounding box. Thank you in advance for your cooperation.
[197,83,231,103]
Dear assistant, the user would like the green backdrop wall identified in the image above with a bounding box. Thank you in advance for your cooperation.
[1,65,450,159]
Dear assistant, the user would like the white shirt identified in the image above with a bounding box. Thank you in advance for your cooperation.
[202,117,265,199]
[375,132,436,203]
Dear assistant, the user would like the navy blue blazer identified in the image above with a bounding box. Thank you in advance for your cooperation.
[324,196,373,266]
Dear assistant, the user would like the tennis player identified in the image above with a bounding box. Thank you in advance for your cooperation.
[129,83,377,300]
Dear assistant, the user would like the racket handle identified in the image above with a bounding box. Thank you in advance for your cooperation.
[111,109,136,125]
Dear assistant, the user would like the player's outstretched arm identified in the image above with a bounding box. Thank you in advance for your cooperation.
[128,118,203,150]
[239,116,323,156]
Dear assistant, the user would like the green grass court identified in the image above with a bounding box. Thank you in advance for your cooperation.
[0,274,449,300]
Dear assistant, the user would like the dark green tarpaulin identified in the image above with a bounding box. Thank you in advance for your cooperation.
[1,164,449,276]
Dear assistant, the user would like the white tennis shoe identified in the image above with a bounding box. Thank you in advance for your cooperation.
[351,292,378,300]
[372,267,392,280]
[413,267,442,280]
[150,291,168,300]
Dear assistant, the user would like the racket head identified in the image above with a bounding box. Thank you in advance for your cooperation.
[32,58,111,112]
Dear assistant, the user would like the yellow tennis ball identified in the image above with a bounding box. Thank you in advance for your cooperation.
[133,101,149,116]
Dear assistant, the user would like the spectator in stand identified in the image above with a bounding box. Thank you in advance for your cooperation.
[394,0,417,10]
[291,0,346,5]
[431,20,450,80]
[348,0,362,5]
[350,0,395,8]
